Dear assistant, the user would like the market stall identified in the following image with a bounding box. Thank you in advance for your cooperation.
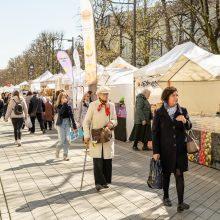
[134,41,220,169]
[30,70,53,91]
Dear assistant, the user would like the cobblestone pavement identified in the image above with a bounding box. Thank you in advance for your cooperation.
[0,120,220,220]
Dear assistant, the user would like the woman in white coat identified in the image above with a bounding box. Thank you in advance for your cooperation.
[83,86,117,191]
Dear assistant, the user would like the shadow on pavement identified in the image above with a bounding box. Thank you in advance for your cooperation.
[16,188,96,212]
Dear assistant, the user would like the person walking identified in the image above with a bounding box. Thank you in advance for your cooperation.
[44,97,54,130]
[0,95,4,119]
[152,86,192,212]
[24,91,33,110]
[4,91,28,146]
[28,91,46,134]
[55,92,77,161]
[3,92,10,119]
[83,86,117,191]
[129,89,153,151]
[77,92,90,128]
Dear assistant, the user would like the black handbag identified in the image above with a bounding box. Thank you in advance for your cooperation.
[147,158,163,189]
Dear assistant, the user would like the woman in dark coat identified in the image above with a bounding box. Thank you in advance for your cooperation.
[129,89,153,151]
[152,87,192,212]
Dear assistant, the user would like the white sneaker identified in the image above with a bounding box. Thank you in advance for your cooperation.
[14,140,18,145]
[17,140,21,146]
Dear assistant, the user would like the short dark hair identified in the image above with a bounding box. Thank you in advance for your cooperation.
[33,91,38,95]
[161,86,178,103]
[26,91,33,96]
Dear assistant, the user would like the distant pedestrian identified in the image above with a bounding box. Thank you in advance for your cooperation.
[55,92,77,161]
[129,89,153,151]
[0,95,4,119]
[24,91,33,110]
[44,97,54,130]
[77,92,90,128]
[152,87,192,212]
[3,92,11,119]
[28,91,46,134]
[4,91,28,146]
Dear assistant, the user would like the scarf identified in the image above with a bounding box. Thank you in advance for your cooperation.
[97,98,110,116]
[164,102,177,121]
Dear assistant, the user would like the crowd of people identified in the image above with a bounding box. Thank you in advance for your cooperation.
[0,86,192,213]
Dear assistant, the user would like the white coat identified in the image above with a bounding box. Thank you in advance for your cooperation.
[83,100,117,159]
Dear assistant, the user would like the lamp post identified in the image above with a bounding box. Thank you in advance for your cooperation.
[28,63,34,80]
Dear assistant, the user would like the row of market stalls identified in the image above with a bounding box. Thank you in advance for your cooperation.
[1,41,220,169]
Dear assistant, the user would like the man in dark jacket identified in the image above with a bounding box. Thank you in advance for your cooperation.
[28,91,45,134]
[0,97,4,118]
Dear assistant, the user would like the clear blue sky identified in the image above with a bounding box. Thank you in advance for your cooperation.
[0,0,81,69]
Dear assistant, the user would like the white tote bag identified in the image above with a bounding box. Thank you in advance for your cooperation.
[25,116,32,128]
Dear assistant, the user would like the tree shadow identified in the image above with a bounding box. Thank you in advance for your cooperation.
[16,188,96,212]
[4,159,61,171]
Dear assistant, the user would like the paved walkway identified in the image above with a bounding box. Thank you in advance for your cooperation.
[0,120,220,220]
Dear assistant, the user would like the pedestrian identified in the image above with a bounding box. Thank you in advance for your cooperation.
[0,94,4,119]
[24,91,33,110]
[28,91,46,134]
[55,92,77,161]
[4,90,28,146]
[87,91,93,103]
[129,88,153,151]
[83,86,117,191]
[3,92,10,119]
[44,97,54,130]
[77,92,90,128]
[152,86,192,212]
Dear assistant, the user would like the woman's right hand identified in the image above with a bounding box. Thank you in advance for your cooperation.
[153,154,160,160]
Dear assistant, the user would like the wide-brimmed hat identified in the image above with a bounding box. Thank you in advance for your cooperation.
[96,86,111,95]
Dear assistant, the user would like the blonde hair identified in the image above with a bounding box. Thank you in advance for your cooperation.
[82,92,89,102]
[56,92,68,106]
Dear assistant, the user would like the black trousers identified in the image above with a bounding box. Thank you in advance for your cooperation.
[163,170,185,204]
[30,113,45,133]
[11,118,24,140]
[93,149,112,185]
[44,121,52,130]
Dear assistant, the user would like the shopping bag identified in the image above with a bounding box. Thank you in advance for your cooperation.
[70,128,78,142]
[69,128,84,142]
[25,116,32,129]
[147,158,163,189]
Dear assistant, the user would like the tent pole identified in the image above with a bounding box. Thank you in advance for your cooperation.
[166,59,191,83]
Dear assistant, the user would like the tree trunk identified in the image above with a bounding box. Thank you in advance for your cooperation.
[161,0,174,50]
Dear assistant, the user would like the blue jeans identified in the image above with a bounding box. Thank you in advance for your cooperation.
[57,118,71,156]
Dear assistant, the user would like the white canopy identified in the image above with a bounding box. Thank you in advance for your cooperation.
[32,70,53,83]
[19,81,29,86]
[134,42,220,82]
[31,70,53,91]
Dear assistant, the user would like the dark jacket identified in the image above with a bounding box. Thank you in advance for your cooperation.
[134,94,151,124]
[28,95,45,115]
[0,99,3,113]
[56,103,77,129]
[152,104,192,173]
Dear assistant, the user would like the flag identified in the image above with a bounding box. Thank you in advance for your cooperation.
[57,51,73,80]
[80,0,97,85]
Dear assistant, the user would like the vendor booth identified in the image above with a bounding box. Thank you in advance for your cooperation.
[134,42,220,170]
[31,70,53,92]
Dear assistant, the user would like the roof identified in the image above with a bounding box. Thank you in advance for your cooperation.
[134,42,220,82]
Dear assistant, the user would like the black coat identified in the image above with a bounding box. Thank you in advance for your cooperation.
[28,95,45,114]
[152,104,192,173]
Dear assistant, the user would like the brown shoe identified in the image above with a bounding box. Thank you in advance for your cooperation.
[63,156,70,161]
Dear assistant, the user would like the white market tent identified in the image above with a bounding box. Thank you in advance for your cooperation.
[19,81,29,86]
[41,73,63,89]
[134,42,220,114]
[31,70,53,91]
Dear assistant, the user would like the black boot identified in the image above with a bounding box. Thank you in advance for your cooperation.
[163,198,172,207]
[133,141,139,151]
[177,203,190,212]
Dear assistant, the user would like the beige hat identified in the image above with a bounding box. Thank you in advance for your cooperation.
[96,86,111,95]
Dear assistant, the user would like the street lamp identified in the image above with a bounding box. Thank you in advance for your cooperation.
[28,63,34,80]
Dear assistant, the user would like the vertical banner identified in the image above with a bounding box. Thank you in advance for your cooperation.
[80,0,97,85]
[57,51,73,79]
